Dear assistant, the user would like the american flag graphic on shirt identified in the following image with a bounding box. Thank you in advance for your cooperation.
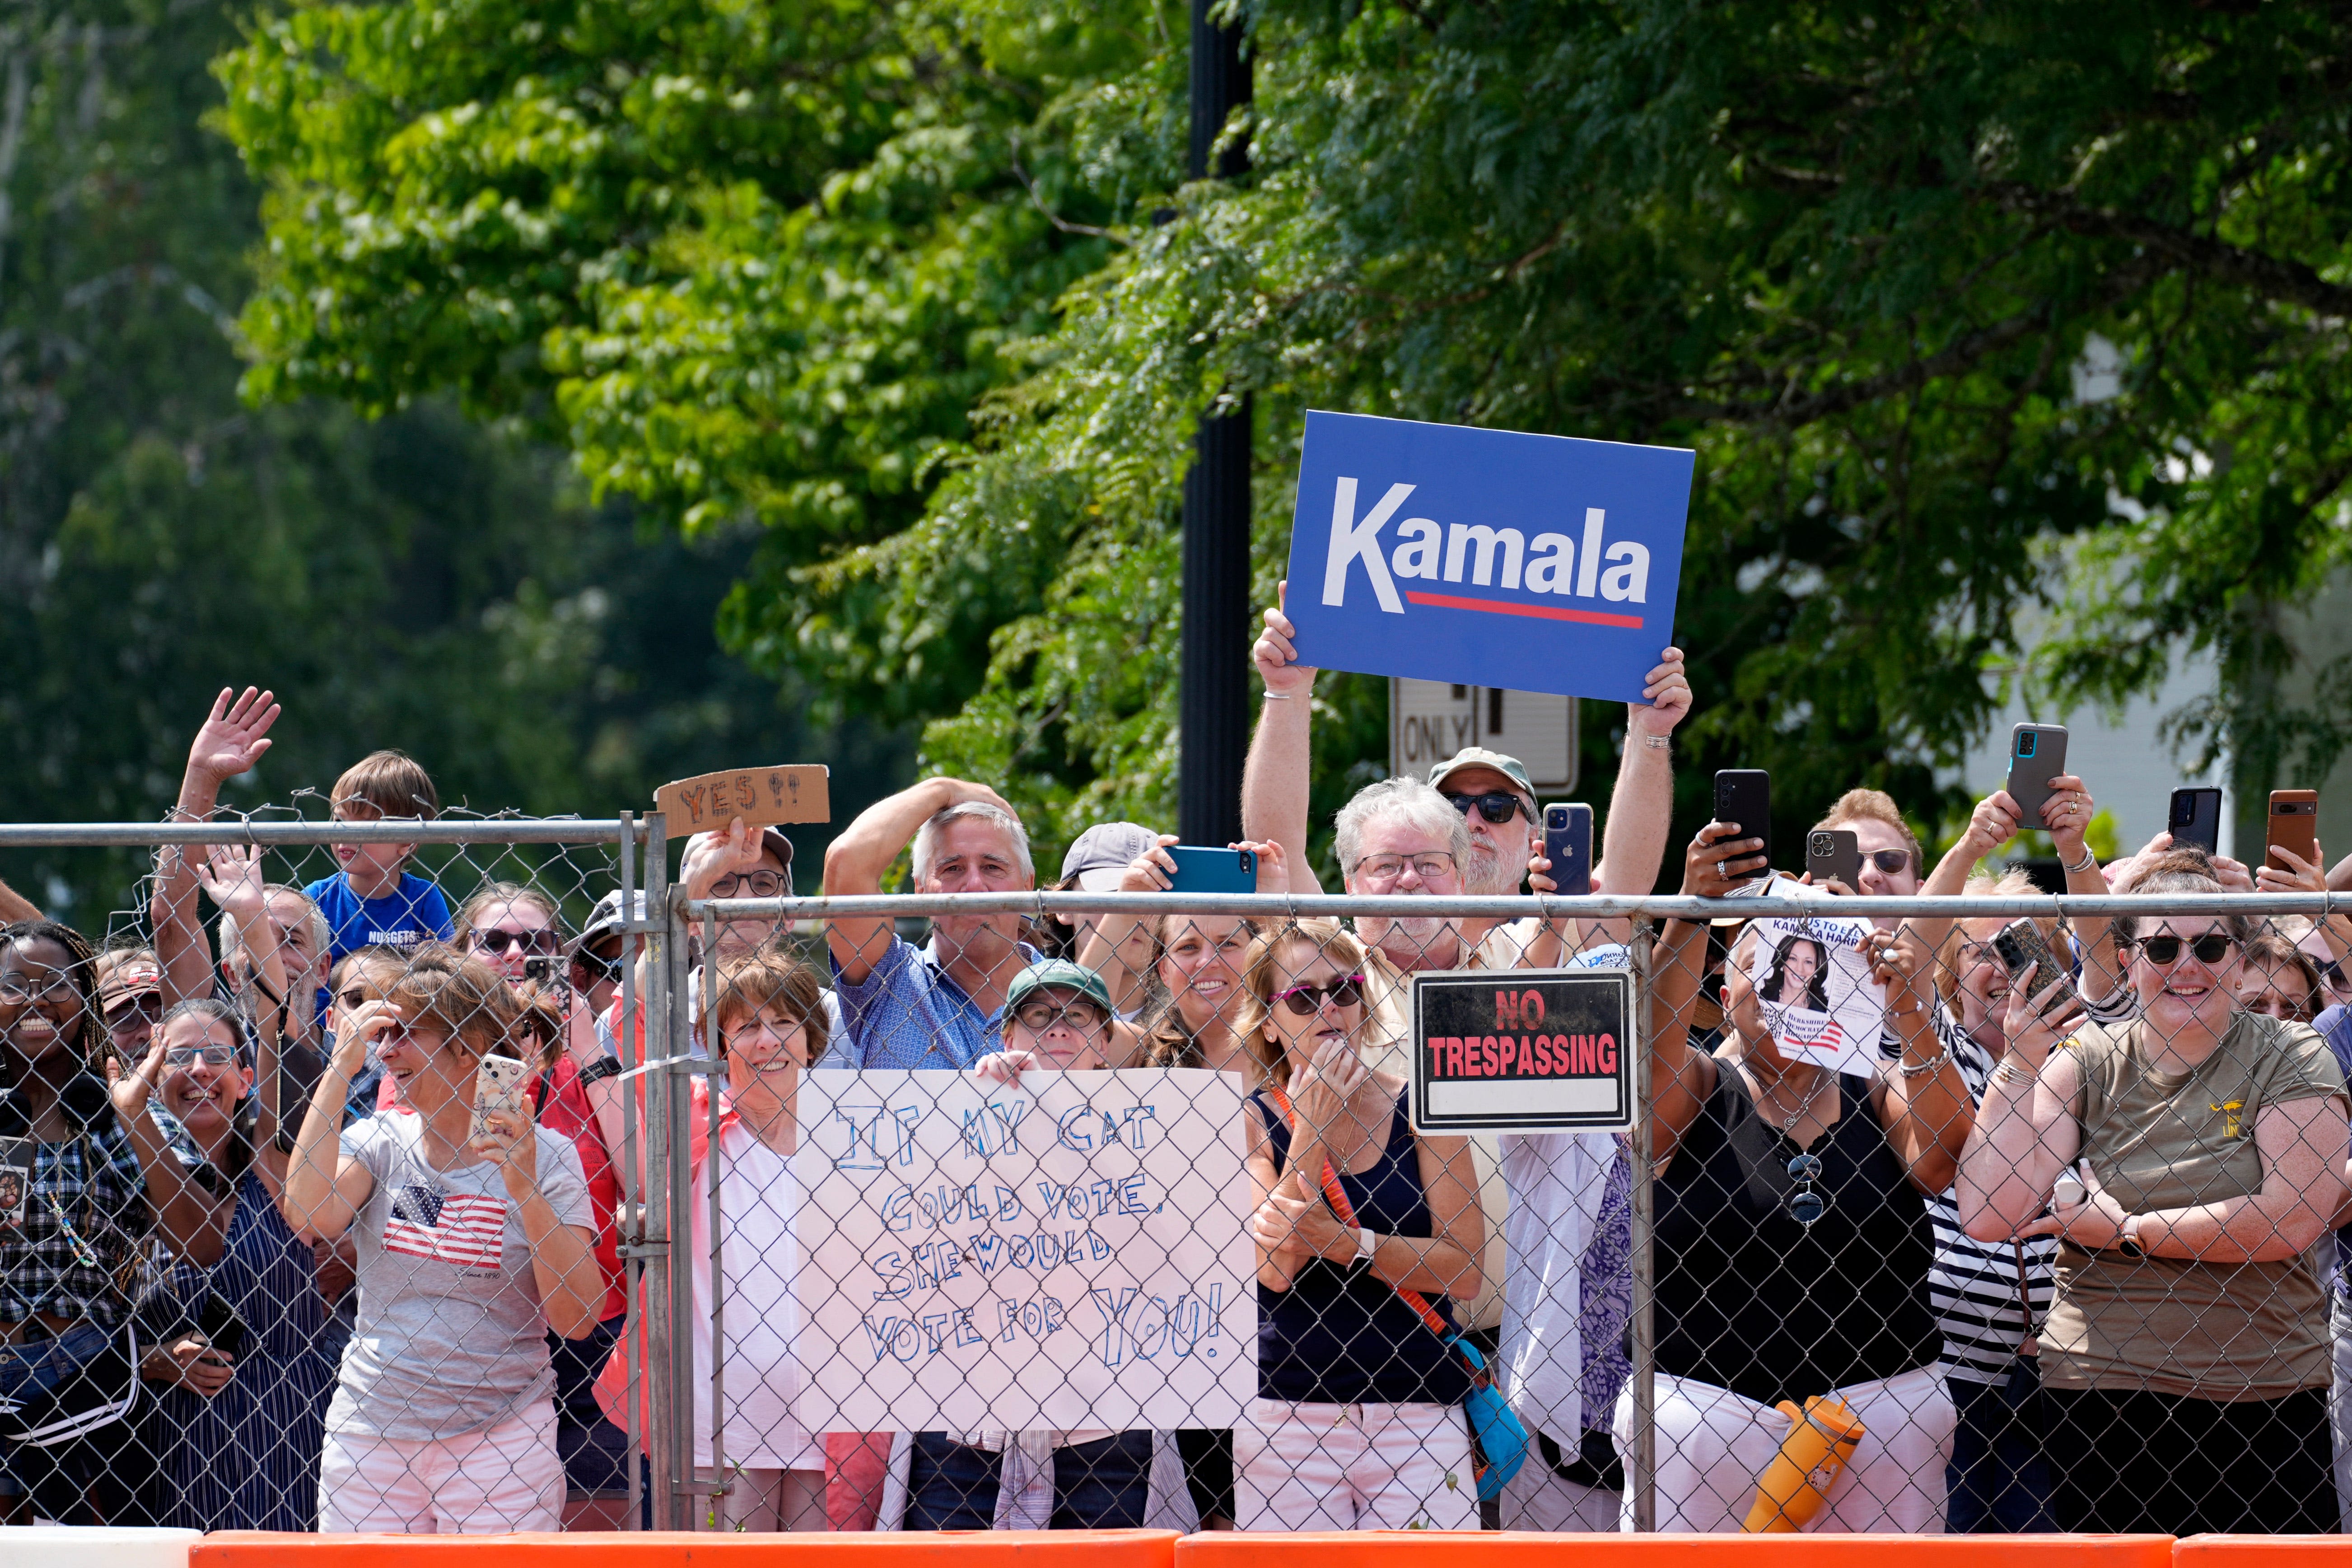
[385,1184,509,1271]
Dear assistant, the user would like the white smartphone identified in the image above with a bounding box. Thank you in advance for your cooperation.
[471,1055,530,1139]
[2052,1162,2087,1211]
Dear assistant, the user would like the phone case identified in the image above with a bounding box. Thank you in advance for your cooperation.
[2169,786,2224,856]
[1993,919,2069,1009]
[1713,771,1772,881]
[471,1054,530,1138]
[1162,845,1257,895]
[2005,723,2070,826]
[1543,804,1594,896]
[2268,790,2320,873]
[1805,829,1861,889]
[0,1137,29,1228]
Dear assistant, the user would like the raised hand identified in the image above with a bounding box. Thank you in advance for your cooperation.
[1241,839,1289,895]
[1116,835,1182,893]
[471,1102,541,1199]
[2039,774,2097,859]
[1959,789,2026,862]
[187,687,280,786]
[106,1036,169,1120]
[194,844,269,922]
[679,817,765,901]
[2256,839,2328,896]
[2001,976,2082,1070]
[1682,821,1766,896]
[1251,581,1317,699]
[1630,647,1693,738]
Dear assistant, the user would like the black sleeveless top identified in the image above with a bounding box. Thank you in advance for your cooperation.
[1653,1063,1938,1406]
[1251,1087,1473,1406]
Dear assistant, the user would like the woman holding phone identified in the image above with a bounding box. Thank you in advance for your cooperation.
[1959,848,2349,1535]
[286,952,601,1534]
[1635,823,1974,1531]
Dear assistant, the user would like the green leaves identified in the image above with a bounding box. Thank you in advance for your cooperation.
[219,0,2352,871]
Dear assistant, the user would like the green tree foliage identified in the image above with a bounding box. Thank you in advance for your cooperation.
[220,0,2352,878]
[0,0,910,921]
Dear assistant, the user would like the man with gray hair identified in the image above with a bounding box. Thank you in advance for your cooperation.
[824,777,1044,1069]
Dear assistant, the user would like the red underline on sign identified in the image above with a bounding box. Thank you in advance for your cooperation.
[1403,590,1645,629]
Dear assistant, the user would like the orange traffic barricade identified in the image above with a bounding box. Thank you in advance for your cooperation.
[1176,1531,2177,1568]
[196,1530,1181,1568]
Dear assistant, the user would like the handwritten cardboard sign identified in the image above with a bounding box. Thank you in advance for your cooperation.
[1283,410,1693,704]
[653,765,829,832]
[1410,967,1634,1133]
[790,1068,1256,1434]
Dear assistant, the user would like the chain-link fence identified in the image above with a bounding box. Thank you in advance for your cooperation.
[5,818,2350,1536]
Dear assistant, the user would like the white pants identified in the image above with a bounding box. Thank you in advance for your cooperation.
[319,1399,565,1534]
[2329,1293,2352,1533]
[1498,1438,1619,1531]
[1235,1396,1479,1531]
[1612,1367,1954,1533]
[721,1466,828,1532]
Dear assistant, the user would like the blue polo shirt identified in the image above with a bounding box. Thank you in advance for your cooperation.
[831,936,1043,1070]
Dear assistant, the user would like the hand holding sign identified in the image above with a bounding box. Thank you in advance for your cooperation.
[1252,582,1315,698]
[654,765,829,833]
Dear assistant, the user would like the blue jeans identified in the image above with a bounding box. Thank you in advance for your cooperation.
[1945,1358,2056,1532]
[905,1431,1154,1529]
[0,1319,135,1521]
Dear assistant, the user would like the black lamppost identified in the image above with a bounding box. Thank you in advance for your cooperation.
[1177,0,1252,847]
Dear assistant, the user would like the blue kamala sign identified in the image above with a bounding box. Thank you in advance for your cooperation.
[1281,411,1694,704]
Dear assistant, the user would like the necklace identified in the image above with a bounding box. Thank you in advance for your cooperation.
[1743,1053,1834,1136]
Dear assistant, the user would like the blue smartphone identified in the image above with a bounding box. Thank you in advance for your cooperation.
[1163,845,1257,894]
[1542,804,1594,896]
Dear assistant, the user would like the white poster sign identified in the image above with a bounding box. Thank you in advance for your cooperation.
[790,1068,1257,1434]
[1742,877,1886,1076]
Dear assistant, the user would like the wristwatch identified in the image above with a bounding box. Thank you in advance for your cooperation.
[2114,1215,2147,1260]
[576,1055,625,1087]
[1354,1227,1378,1265]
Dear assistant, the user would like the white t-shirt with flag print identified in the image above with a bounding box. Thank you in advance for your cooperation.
[325,1111,593,1441]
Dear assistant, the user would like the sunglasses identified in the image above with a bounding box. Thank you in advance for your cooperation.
[1786,1153,1828,1226]
[1444,791,1526,826]
[571,947,624,983]
[1861,849,1913,875]
[712,871,788,899]
[1271,975,1367,1016]
[164,1044,240,1068]
[1013,999,1108,1032]
[473,928,560,957]
[2134,933,2236,966]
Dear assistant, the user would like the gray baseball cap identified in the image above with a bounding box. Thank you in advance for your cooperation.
[1060,821,1162,891]
[1428,747,1537,809]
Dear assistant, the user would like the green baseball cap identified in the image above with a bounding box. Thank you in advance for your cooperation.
[1428,746,1537,807]
[1003,959,1114,1018]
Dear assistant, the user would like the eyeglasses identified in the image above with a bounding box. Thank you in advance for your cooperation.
[712,871,787,899]
[164,1045,240,1068]
[1271,975,1367,1016]
[1862,849,1913,875]
[472,928,560,957]
[2134,933,2236,966]
[1014,999,1107,1032]
[571,947,624,983]
[1443,791,1526,825]
[103,993,165,1026]
[1786,1153,1828,1226]
[0,975,77,1007]
[1348,852,1458,886]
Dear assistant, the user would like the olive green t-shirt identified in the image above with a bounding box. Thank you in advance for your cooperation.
[2040,1010,2346,1400]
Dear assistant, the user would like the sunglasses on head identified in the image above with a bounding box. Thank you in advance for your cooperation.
[1444,791,1526,825]
[473,928,559,957]
[2135,932,2236,966]
[1271,975,1367,1016]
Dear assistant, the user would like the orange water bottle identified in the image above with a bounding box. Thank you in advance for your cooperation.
[1741,1395,1867,1532]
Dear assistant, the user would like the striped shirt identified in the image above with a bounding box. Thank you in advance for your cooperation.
[1886,1004,2057,1384]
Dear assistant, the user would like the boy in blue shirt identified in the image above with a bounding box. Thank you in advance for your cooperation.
[301,748,455,962]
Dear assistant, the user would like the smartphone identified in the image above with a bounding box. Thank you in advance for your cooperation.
[2169,785,2224,856]
[1162,845,1257,895]
[2268,789,2320,873]
[1992,918,2071,1013]
[522,954,562,989]
[471,1054,530,1139]
[196,1291,251,1363]
[0,1136,28,1229]
[2005,723,2070,827]
[1542,804,1594,896]
[1805,828,1861,891]
[1713,770,1772,882]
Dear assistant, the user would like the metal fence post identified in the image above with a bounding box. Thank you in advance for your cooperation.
[640,812,677,1529]
[615,809,643,1531]
[1629,914,1657,1533]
